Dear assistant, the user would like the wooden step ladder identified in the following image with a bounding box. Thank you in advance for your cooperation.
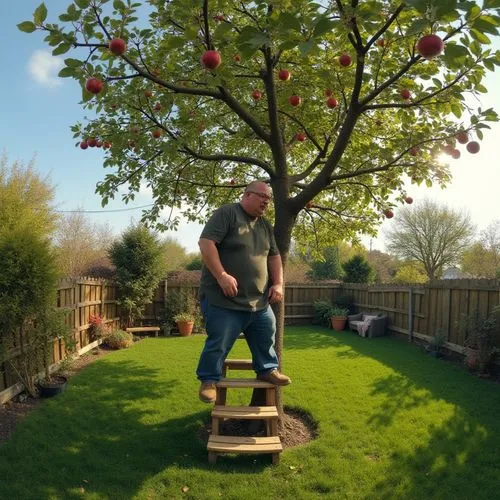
[207,358,283,465]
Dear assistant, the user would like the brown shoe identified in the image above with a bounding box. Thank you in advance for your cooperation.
[199,381,217,403]
[257,369,291,386]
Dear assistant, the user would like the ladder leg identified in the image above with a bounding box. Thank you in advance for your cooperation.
[216,387,227,406]
[212,416,220,436]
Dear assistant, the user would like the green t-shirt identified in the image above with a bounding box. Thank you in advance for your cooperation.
[199,203,279,311]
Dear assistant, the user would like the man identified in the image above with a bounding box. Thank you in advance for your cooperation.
[196,180,291,403]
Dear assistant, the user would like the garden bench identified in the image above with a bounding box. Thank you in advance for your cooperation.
[125,326,160,337]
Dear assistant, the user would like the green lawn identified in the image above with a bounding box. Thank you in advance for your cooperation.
[1,326,500,499]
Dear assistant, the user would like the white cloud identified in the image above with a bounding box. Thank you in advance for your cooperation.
[27,50,64,88]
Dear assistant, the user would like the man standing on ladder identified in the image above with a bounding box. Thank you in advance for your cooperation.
[196,180,291,403]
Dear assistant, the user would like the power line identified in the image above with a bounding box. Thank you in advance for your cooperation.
[56,204,154,214]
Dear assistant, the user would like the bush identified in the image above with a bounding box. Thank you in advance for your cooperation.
[104,330,134,349]
[312,300,334,327]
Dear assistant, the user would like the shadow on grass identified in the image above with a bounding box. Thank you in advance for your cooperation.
[286,326,500,499]
[0,357,269,499]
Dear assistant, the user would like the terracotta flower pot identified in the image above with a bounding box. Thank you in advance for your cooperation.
[331,316,347,331]
[177,321,194,336]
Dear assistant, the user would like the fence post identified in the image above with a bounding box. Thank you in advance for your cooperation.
[408,287,413,342]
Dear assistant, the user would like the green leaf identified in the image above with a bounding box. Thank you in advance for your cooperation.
[435,0,458,18]
[74,0,90,8]
[52,43,71,56]
[213,22,232,40]
[405,0,429,13]
[64,58,82,67]
[476,129,483,140]
[470,28,491,43]
[473,16,500,34]
[298,39,315,56]
[451,103,462,118]
[483,0,500,8]
[17,21,37,33]
[34,3,48,24]
[113,0,126,10]
[313,17,337,38]
[58,66,76,78]
[443,42,469,66]
[406,18,430,36]
[475,83,488,92]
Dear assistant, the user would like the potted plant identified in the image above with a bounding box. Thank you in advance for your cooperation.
[330,306,349,331]
[313,300,335,328]
[459,308,498,374]
[173,312,195,336]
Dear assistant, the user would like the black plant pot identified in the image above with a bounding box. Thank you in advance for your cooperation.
[38,375,68,397]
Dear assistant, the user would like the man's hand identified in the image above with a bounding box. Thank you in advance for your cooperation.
[268,284,283,304]
[217,272,238,297]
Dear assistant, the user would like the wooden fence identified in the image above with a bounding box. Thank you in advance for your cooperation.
[0,277,120,402]
[3,277,500,403]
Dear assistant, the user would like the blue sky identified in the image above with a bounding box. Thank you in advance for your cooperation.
[3,2,500,254]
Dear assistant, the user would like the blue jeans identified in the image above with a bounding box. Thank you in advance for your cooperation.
[196,299,279,382]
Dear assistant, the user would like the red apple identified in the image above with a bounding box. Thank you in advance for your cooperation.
[410,147,418,156]
[289,95,301,106]
[252,89,262,100]
[416,34,444,60]
[109,38,126,56]
[295,133,306,142]
[339,53,352,67]
[456,131,469,144]
[466,141,480,154]
[152,129,162,138]
[86,77,103,94]
[383,209,394,219]
[214,14,224,22]
[376,39,386,47]
[144,90,153,98]
[96,141,102,148]
[324,89,332,97]
[400,88,410,100]
[327,97,338,108]
[103,142,111,149]
[154,102,162,111]
[201,50,222,70]
[443,144,455,155]
[230,179,236,185]
[278,69,291,81]
[232,54,241,62]
[404,196,413,204]
[80,141,88,150]
[451,149,461,159]
[87,138,97,147]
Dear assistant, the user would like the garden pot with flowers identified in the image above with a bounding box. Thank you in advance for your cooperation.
[88,313,105,341]
[173,312,195,336]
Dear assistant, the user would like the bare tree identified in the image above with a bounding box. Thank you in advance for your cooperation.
[385,199,475,280]
[54,211,115,277]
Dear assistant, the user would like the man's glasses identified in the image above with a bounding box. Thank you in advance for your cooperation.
[247,190,273,202]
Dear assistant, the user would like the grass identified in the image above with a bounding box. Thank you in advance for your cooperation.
[1,326,500,499]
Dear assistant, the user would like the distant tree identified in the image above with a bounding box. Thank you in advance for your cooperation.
[366,250,398,283]
[307,246,343,281]
[392,261,428,284]
[54,210,115,277]
[461,221,500,278]
[160,237,189,272]
[185,255,203,270]
[342,254,374,283]
[0,154,58,239]
[109,224,166,327]
[284,255,312,283]
[385,200,475,280]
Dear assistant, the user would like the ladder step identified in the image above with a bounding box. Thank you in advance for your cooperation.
[217,378,274,389]
[207,435,282,454]
[212,405,278,419]
[223,359,253,370]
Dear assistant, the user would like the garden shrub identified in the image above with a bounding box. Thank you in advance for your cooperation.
[104,330,134,349]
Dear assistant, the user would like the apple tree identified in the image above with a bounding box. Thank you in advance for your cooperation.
[20,0,500,406]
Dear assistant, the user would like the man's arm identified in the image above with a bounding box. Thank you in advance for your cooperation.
[198,238,238,297]
[267,254,283,304]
